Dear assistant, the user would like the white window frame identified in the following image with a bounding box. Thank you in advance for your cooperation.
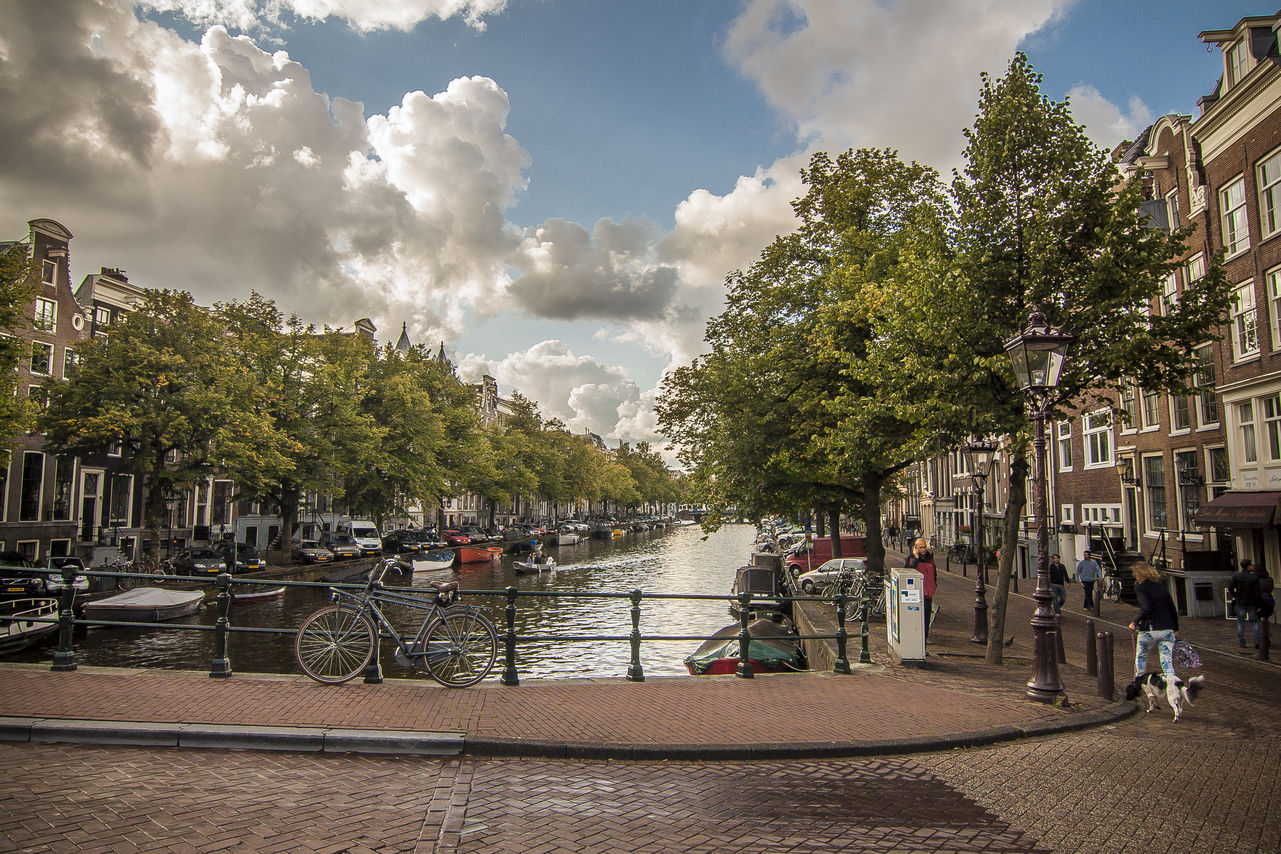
[1264,394,1281,462]
[1207,445,1230,485]
[95,307,111,328]
[1186,253,1206,284]
[34,298,57,333]
[62,348,77,377]
[1240,400,1259,465]
[1081,504,1121,526]
[1160,270,1179,315]
[1228,38,1250,87]
[29,341,54,376]
[1084,410,1113,468]
[1056,420,1073,471]
[1194,346,1219,428]
[1170,394,1192,434]
[1142,453,1167,534]
[1119,384,1139,434]
[1221,176,1251,257]
[1232,281,1259,361]
[41,260,55,284]
[1260,147,1281,240]
[1140,387,1161,430]
[1166,189,1180,232]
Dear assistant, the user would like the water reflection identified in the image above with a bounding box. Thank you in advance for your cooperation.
[9,523,758,680]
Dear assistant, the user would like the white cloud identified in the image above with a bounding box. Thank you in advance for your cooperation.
[1066,85,1154,149]
[139,0,508,32]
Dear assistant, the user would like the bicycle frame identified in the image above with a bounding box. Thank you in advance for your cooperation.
[327,582,448,662]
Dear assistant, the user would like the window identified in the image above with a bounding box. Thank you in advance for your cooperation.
[1195,346,1218,426]
[1120,384,1139,432]
[1232,282,1259,360]
[19,451,42,522]
[1056,421,1072,471]
[62,348,78,378]
[107,474,132,529]
[1084,410,1113,466]
[1143,455,1167,531]
[29,341,53,376]
[1209,446,1230,484]
[1221,177,1250,256]
[26,384,47,410]
[1171,395,1192,433]
[41,259,55,284]
[1228,38,1250,86]
[1140,388,1161,429]
[1265,394,1281,461]
[1166,190,1180,231]
[1186,253,1206,283]
[1240,400,1258,464]
[1261,149,1281,239]
[1160,271,1179,314]
[51,456,73,521]
[34,298,56,332]
[1174,450,1201,531]
[94,307,111,334]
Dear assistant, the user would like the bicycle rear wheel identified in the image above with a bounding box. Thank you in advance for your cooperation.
[1108,581,1122,603]
[420,608,497,687]
[294,605,377,684]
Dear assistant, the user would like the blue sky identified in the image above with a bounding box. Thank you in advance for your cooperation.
[0,0,1267,450]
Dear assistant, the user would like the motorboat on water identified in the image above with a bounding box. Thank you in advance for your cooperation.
[458,545,504,564]
[513,554,557,574]
[229,585,286,602]
[1,596,59,654]
[81,587,205,623]
[412,548,457,571]
[684,618,805,676]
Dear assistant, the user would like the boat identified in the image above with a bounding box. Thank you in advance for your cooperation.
[513,555,557,574]
[554,530,582,546]
[81,587,205,623]
[412,548,456,571]
[728,564,786,618]
[684,618,805,676]
[1,596,60,654]
[230,585,286,602]
[458,545,504,564]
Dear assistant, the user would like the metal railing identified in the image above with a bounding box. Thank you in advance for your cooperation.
[4,565,879,684]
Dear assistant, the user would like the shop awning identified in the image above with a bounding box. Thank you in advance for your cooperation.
[1193,491,1281,528]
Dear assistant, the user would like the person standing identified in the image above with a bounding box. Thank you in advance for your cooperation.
[1049,554,1068,615]
[1076,550,1102,609]
[1128,563,1179,681]
[1228,559,1261,648]
[905,538,936,641]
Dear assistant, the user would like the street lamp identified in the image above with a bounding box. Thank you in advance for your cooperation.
[1004,306,1073,703]
[1116,456,1140,488]
[961,435,999,644]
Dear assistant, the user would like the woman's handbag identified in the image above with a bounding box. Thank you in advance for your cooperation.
[1173,639,1203,669]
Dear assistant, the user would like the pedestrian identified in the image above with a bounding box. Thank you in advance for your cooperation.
[1256,564,1276,623]
[1076,550,1102,609]
[905,537,936,641]
[1128,563,1180,681]
[1049,553,1068,615]
[1227,558,1261,648]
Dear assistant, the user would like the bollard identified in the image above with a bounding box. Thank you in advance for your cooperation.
[362,632,383,683]
[1096,631,1115,701]
[209,573,232,678]
[1084,618,1097,676]
[735,591,754,678]
[50,564,78,672]
[1260,618,1271,662]
[627,589,645,681]
[859,584,873,664]
[501,586,520,686]
[833,593,851,674]
[1092,591,1101,619]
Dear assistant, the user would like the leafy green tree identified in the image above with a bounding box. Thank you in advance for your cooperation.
[946,54,1232,663]
[0,243,39,441]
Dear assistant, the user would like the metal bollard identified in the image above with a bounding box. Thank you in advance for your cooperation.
[859,586,872,664]
[833,593,851,674]
[735,591,754,678]
[50,564,78,672]
[1260,618,1271,662]
[627,589,645,682]
[362,632,383,683]
[1096,631,1115,701]
[1085,619,1097,676]
[501,586,520,686]
[209,573,232,678]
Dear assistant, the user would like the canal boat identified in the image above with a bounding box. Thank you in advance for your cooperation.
[81,587,205,623]
[1,596,60,654]
[553,528,582,546]
[458,545,503,564]
[683,618,805,676]
[231,585,287,602]
[412,549,457,571]
[513,555,557,574]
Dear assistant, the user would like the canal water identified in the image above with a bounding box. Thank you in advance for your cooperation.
[11,523,759,680]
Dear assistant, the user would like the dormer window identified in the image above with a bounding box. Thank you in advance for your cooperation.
[41,259,55,284]
[1227,38,1250,87]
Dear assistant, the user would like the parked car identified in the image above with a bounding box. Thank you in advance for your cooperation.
[335,519,382,556]
[458,525,496,543]
[441,529,472,546]
[171,547,227,578]
[45,556,90,593]
[213,542,267,573]
[795,557,868,594]
[294,539,335,564]
[322,533,362,560]
[382,529,426,555]
[1,551,48,597]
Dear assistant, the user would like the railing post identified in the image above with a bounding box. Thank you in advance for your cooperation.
[501,586,520,686]
[50,564,78,672]
[735,591,754,678]
[209,573,232,678]
[858,583,872,664]
[1085,618,1097,676]
[627,589,645,682]
[1096,631,1115,701]
[833,592,851,674]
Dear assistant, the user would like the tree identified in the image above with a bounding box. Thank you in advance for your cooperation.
[947,54,1232,663]
[0,243,39,442]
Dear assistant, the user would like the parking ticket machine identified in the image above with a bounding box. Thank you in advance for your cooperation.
[886,567,925,664]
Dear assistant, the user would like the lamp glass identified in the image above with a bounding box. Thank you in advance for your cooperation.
[1003,311,1073,393]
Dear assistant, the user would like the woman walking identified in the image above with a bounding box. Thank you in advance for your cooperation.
[1128,563,1179,680]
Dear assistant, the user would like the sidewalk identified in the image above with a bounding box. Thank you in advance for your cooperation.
[10,548,1267,761]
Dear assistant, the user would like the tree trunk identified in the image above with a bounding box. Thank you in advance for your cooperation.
[986,447,1029,665]
[828,507,842,558]
[816,510,827,540]
[861,474,886,584]
[279,484,300,566]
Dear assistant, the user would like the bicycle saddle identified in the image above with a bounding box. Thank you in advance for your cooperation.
[428,580,459,594]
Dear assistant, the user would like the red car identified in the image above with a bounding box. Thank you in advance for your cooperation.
[441,529,472,546]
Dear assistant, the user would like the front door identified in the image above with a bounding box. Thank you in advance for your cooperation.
[1124,486,1139,551]
[79,470,104,541]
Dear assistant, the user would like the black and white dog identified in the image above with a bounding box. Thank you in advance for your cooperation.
[1125,672,1205,722]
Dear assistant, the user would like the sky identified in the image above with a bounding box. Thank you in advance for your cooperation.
[0,0,1266,457]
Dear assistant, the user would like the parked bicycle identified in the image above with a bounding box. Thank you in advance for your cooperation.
[1098,571,1122,603]
[817,569,885,618]
[294,557,498,687]
[108,553,171,591]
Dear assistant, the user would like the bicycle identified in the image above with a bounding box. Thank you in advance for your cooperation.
[109,553,171,591]
[1099,571,1122,603]
[294,557,498,687]
[818,570,885,618]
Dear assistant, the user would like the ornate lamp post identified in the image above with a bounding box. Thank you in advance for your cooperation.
[961,436,998,644]
[1004,307,1073,703]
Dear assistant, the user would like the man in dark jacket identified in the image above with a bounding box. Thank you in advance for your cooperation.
[1228,559,1261,648]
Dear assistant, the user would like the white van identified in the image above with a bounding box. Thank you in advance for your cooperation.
[337,519,382,557]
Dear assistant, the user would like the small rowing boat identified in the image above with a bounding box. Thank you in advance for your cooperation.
[82,587,205,623]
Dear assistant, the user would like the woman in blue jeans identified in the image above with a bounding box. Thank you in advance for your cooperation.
[1129,563,1180,679]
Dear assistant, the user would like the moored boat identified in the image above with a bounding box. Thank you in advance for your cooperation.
[513,555,557,574]
[458,545,504,564]
[683,618,805,676]
[413,548,457,571]
[1,596,59,654]
[230,585,286,602]
[554,530,582,546]
[82,587,205,623]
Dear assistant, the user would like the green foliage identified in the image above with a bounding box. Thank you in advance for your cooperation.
[0,243,39,442]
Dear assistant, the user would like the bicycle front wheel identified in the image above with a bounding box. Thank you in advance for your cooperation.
[1108,583,1121,603]
[421,608,498,688]
[294,605,377,684]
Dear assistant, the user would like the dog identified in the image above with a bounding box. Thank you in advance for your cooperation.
[1125,672,1205,722]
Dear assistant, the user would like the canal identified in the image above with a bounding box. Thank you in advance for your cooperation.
[11,523,759,680]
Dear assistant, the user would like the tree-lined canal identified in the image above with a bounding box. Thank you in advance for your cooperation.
[13,523,758,680]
